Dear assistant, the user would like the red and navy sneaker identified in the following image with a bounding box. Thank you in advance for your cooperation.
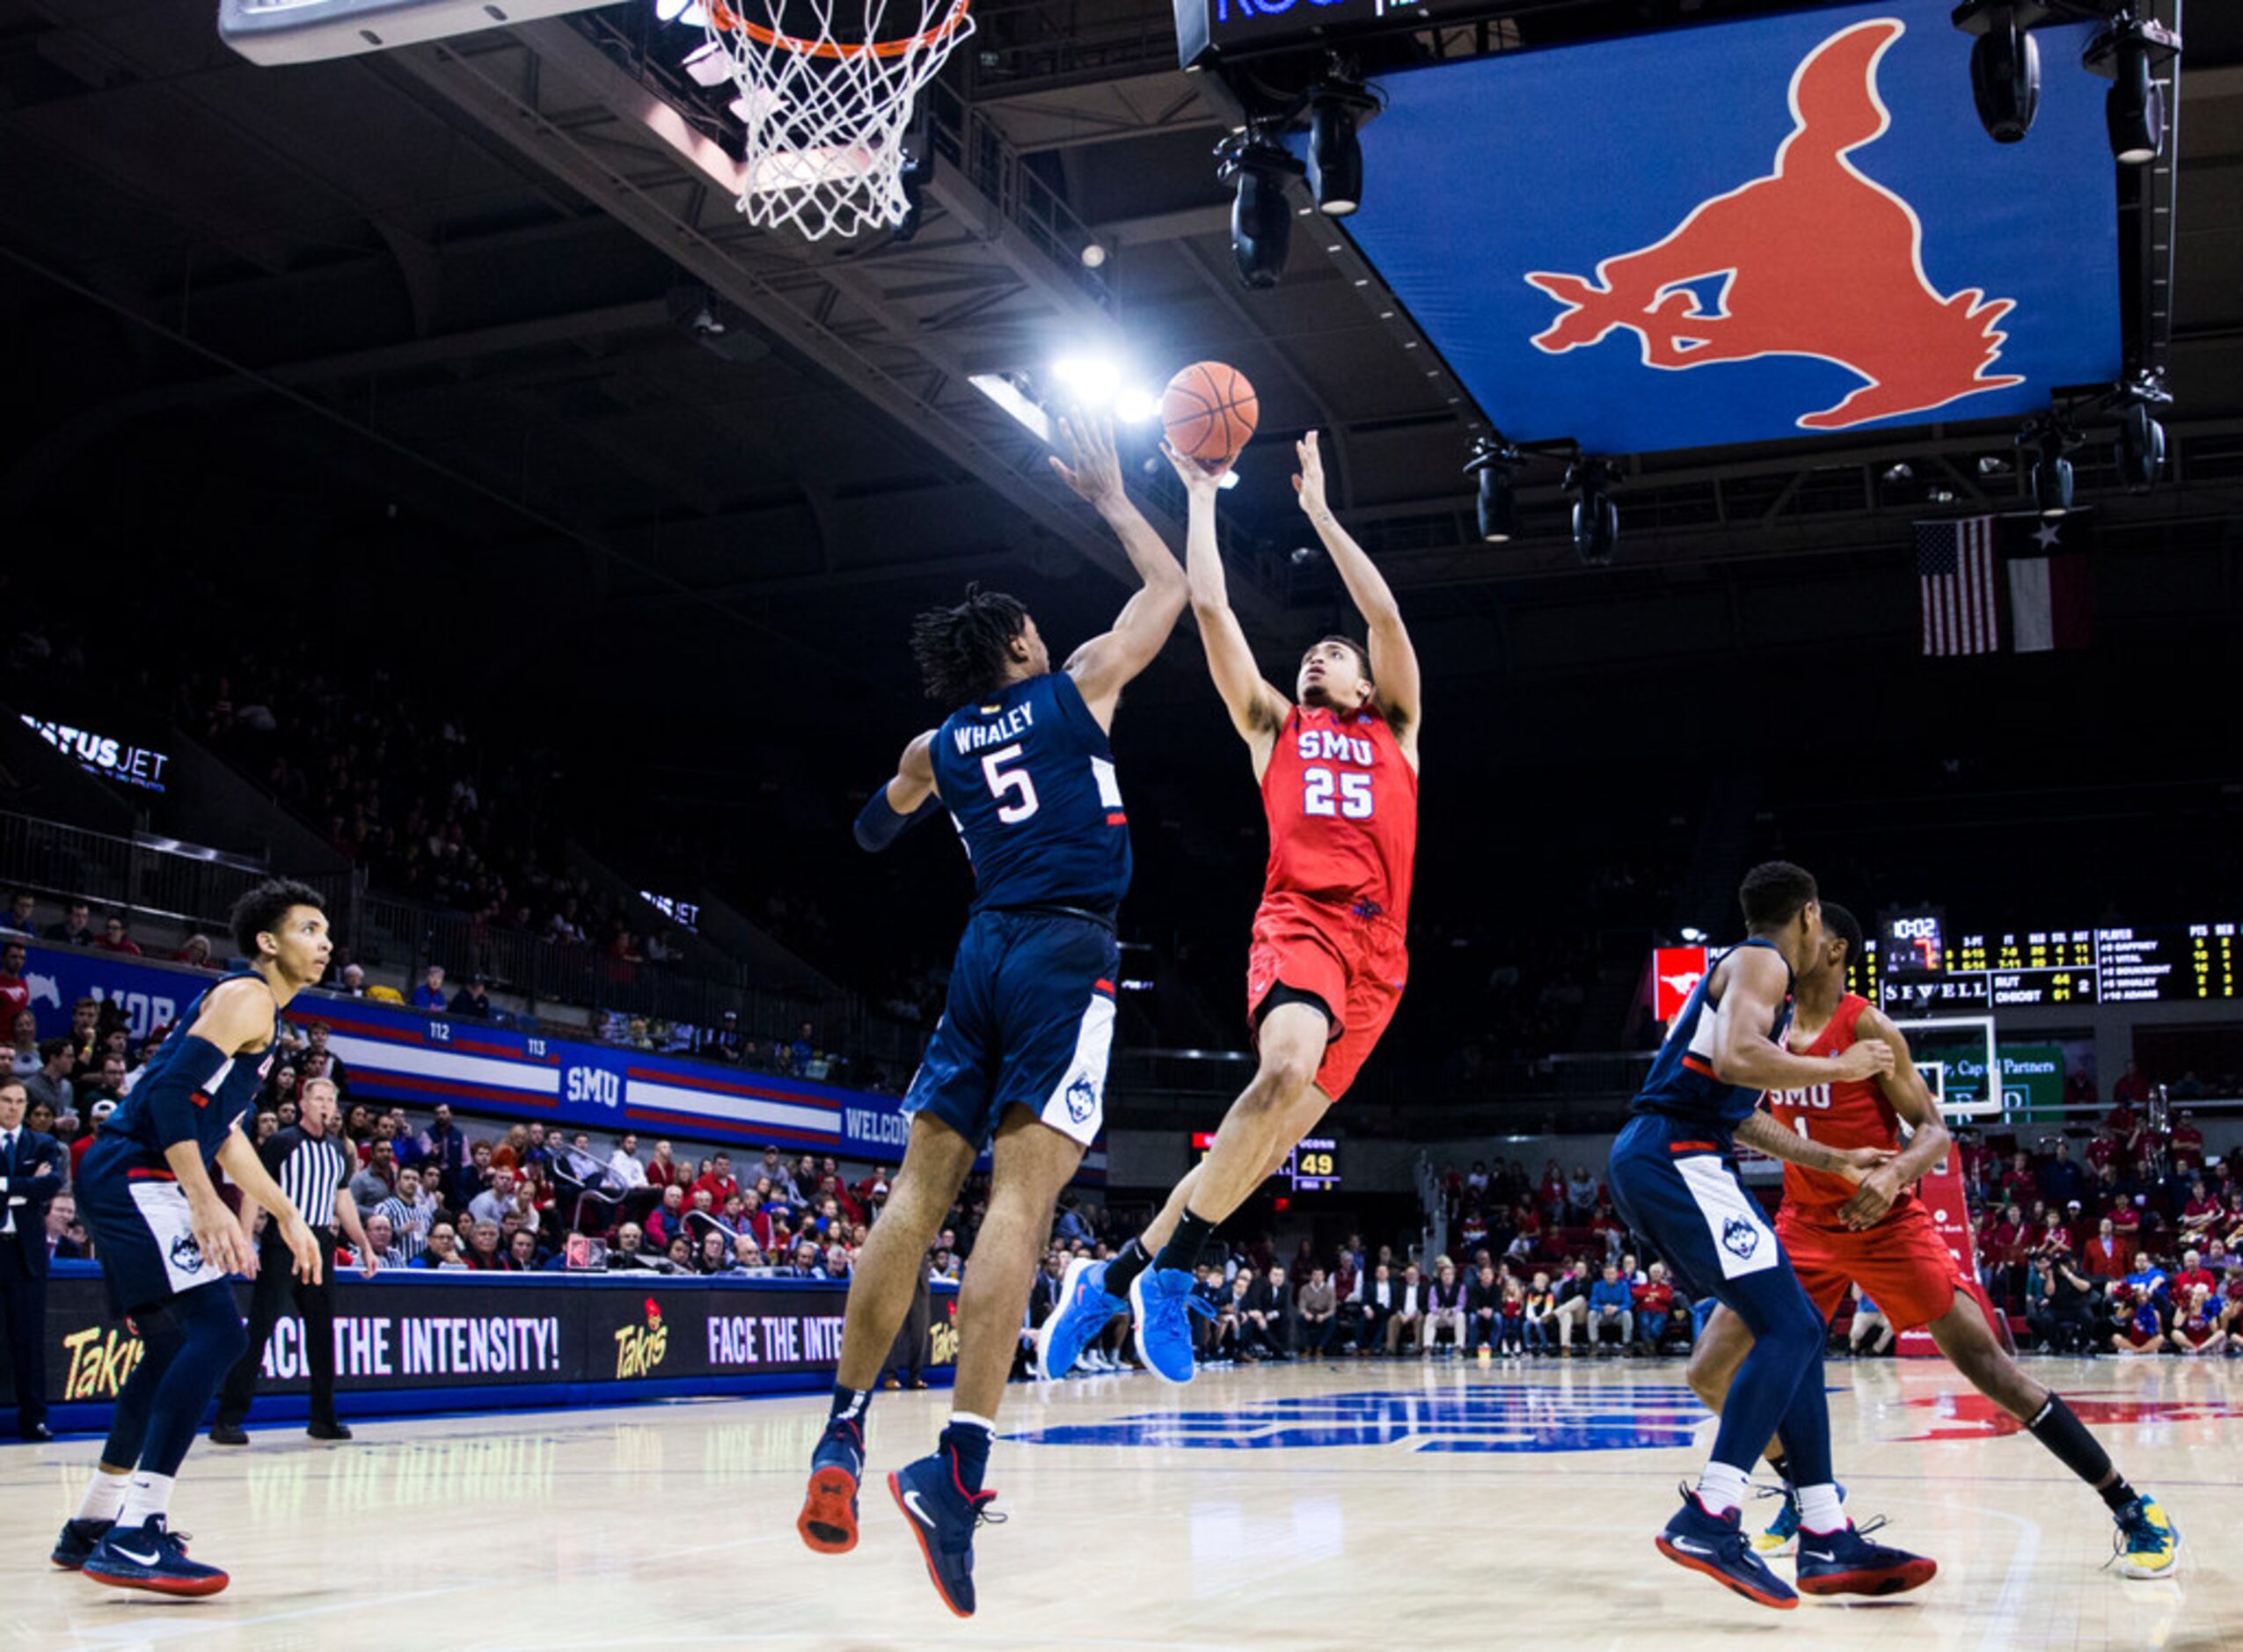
[1655,1488,1798,1611]
[798,1416,866,1554]
[888,1448,1006,1619]
[80,1515,229,1597]
[50,1517,113,1571]
[1794,1517,1939,1597]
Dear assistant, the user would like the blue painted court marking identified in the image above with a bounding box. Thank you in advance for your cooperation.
[1008,1385,1723,1453]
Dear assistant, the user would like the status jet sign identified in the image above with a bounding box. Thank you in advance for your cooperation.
[1346,2,2122,454]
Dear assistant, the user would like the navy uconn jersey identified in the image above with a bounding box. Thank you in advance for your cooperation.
[933,671,1129,915]
[1631,938,1794,1135]
[102,971,280,1167]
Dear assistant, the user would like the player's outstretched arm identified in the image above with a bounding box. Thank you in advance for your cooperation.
[1733,1108,1891,1184]
[1838,1010,1954,1230]
[1169,443,1288,756]
[854,731,941,852]
[1051,413,1189,731]
[1295,430,1421,751]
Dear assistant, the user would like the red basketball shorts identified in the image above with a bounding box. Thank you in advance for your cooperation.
[1245,891,1407,1103]
[1777,1198,1982,1332]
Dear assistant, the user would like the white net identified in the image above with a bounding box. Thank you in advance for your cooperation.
[698,0,973,241]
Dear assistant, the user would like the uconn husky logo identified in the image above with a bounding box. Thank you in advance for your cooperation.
[169,1233,206,1275]
[1063,1074,1097,1124]
[1721,1216,1762,1261]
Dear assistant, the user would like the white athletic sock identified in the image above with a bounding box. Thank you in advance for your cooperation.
[1799,1482,1847,1535]
[115,1471,176,1529]
[946,1411,997,1438]
[1695,1462,1750,1518]
[77,1468,130,1524]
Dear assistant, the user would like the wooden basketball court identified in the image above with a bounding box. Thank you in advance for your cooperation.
[10,1354,2238,1647]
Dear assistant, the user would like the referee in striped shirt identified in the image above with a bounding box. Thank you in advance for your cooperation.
[211,1076,377,1445]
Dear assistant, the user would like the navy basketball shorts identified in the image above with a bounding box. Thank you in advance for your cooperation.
[902,910,1120,1152]
[77,1134,234,1319]
[1607,1112,1815,1320]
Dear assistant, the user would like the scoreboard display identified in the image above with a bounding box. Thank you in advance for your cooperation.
[1190,1132,1342,1192]
[1851,923,2243,1010]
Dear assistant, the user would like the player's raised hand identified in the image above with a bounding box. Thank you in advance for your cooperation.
[1834,1040,1897,1084]
[1048,412,1126,509]
[1292,429,1332,519]
[1159,439,1226,500]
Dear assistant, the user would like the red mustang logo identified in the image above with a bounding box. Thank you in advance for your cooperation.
[1892,1391,2243,1444]
[1525,18,2023,432]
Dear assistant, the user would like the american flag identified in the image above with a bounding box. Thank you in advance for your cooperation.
[1916,517,2002,655]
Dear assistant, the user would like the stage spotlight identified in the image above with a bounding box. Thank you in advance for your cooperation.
[1566,458,1620,567]
[1219,127,1304,289]
[1307,79,1375,216]
[1464,436,1522,544]
[2115,374,2172,493]
[1956,3,2043,144]
[2085,14,2181,166]
[2119,403,2165,493]
[2031,434,2073,518]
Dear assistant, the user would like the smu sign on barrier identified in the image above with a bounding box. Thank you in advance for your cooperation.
[8,943,1105,1181]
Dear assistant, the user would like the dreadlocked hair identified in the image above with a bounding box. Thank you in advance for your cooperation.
[910,585,1031,706]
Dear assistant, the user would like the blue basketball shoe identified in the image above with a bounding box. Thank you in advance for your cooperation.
[1794,1517,1939,1597]
[50,1517,113,1571]
[2112,1495,2180,1580]
[81,1515,230,1597]
[1752,1476,1845,1556]
[1655,1488,1798,1611]
[1129,1267,1214,1385]
[798,1415,866,1554]
[888,1447,1006,1618]
[1035,1256,1125,1381]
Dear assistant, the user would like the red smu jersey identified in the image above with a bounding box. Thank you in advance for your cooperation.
[1259,704,1419,924]
[1764,993,1915,1222]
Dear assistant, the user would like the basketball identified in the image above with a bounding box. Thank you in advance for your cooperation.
[1162,361,1259,468]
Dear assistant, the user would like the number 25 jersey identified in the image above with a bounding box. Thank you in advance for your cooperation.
[1259,703,1417,925]
[932,670,1131,917]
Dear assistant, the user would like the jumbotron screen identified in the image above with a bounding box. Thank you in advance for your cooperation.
[1852,923,2239,1010]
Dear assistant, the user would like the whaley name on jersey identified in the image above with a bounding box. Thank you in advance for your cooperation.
[1297,726,1376,767]
[953,701,1035,754]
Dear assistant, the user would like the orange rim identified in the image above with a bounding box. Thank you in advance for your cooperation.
[708,0,971,62]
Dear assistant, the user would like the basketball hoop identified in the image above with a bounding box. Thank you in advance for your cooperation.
[699,0,973,240]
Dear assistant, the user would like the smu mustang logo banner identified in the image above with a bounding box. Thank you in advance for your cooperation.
[1345,1,2120,453]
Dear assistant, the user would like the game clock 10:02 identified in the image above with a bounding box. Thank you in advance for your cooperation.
[1190,1132,1342,1192]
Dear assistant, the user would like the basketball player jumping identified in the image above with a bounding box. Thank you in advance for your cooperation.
[1038,428,1419,1385]
[50,878,330,1597]
[1690,901,2179,1579]
[796,413,1186,1618]
[1606,861,1935,1611]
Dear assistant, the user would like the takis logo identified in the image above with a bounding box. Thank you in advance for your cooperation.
[615,1296,669,1378]
[1526,18,2024,432]
[62,1323,147,1401]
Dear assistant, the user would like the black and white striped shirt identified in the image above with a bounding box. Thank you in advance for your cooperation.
[375,1192,431,1261]
[259,1125,350,1232]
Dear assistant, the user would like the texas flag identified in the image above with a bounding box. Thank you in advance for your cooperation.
[2005,515,2094,653]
